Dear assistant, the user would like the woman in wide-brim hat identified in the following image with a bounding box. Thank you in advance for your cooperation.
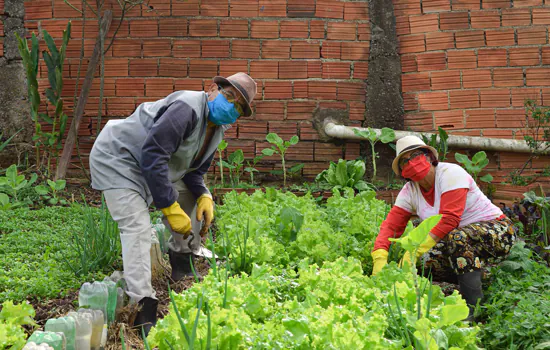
[371,135,516,320]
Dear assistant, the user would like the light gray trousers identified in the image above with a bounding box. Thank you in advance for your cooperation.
[103,181,203,302]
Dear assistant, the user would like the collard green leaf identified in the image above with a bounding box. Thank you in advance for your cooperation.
[454,153,470,166]
[218,139,228,151]
[289,135,299,145]
[228,149,244,164]
[479,174,493,183]
[380,128,396,143]
[471,151,487,165]
[266,133,283,146]
[261,148,275,156]
[35,185,50,195]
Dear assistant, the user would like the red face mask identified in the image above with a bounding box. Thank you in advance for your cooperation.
[401,155,431,182]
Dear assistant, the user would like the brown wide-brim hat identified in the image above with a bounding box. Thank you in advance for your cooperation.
[213,72,257,117]
[391,135,438,176]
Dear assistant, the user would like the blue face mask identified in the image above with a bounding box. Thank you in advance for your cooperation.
[207,93,240,125]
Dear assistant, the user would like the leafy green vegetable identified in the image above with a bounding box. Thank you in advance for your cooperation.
[352,127,395,182]
[0,300,36,349]
[315,159,374,191]
[455,151,493,183]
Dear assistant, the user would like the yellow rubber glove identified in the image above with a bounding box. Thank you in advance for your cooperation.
[197,194,214,235]
[161,202,192,237]
[371,249,389,276]
[400,235,438,268]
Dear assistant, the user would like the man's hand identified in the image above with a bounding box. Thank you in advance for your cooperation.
[197,194,214,236]
[161,202,192,237]
[399,234,438,268]
[371,249,388,276]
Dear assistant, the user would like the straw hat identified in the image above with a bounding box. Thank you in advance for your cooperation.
[213,72,257,117]
[391,135,438,175]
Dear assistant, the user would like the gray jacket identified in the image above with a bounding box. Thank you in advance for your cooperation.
[90,90,227,207]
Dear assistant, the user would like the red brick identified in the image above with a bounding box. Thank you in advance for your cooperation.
[509,47,540,66]
[25,0,52,20]
[462,69,492,88]
[357,24,370,42]
[113,39,141,57]
[130,20,158,38]
[544,47,550,65]
[526,68,550,86]
[308,61,322,78]
[542,88,550,105]
[341,42,369,60]
[0,22,3,37]
[417,52,446,71]
[143,39,171,57]
[142,0,171,16]
[287,101,317,120]
[291,41,320,59]
[494,68,524,87]
[402,73,430,92]
[172,0,199,16]
[255,102,285,122]
[353,62,369,79]
[189,60,217,78]
[232,40,261,59]
[465,109,496,128]
[419,91,449,111]
[315,0,344,19]
[398,34,426,54]
[440,12,469,30]
[129,59,158,76]
[513,0,542,7]
[327,22,356,40]
[298,121,317,141]
[321,62,350,79]
[52,0,82,17]
[280,21,308,39]
[145,78,174,97]
[480,89,511,108]
[456,31,485,49]
[447,50,477,70]
[200,0,229,16]
[393,0,422,16]
[485,29,515,47]
[309,81,337,100]
[483,129,514,139]
[502,8,531,26]
[403,93,419,111]
[279,61,308,79]
[159,19,188,37]
[482,0,510,8]
[470,10,501,29]
[396,15,411,36]
[262,41,290,59]
[259,0,286,17]
[202,40,230,58]
[115,78,145,97]
[344,1,368,20]
[173,40,200,58]
[219,60,248,77]
[401,55,418,73]
[314,143,343,161]
[102,59,129,77]
[250,61,278,79]
[431,70,461,90]
[239,121,268,139]
[511,88,541,107]
[450,90,480,109]
[159,58,188,78]
[452,0,480,10]
[189,19,217,37]
[230,0,259,17]
[518,27,547,45]
[404,112,433,131]
[321,41,341,59]
[264,81,293,99]
[349,102,366,121]
[422,0,450,12]
[220,20,248,38]
[409,14,439,34]
[310,21,326,39]
[478,48,507,67]
[269,122,298,139]
[533,8,550,25]
[426,32,455,51]
[292,81,307,98]
[251,20,278,39]
[286,142,314,161]
[338,82,366,102]
[287,0,316,17]
[435,110,464,129]
[496,109,525,128]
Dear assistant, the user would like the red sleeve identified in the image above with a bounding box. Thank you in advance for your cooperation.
[373,205,412,251]
[431,188,468,239]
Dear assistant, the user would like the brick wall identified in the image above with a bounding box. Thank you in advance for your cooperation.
[23,0,368,179]
[395,0,550,182]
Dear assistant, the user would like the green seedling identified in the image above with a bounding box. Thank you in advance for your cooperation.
[216,140,228,187]
[262,133,300,188]
[352,127,395,182]
[35,179,68,205]
[455,151,493,183]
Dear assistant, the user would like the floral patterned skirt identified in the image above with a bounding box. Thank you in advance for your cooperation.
[422,216,517,281]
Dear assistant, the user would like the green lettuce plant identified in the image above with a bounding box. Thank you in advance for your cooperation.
[35,179,68,205]
[261,133,300,188]
[0,300,36,349]
[0,164,38,208]
[315,159,373,191]
[455,151,493,183]
[352,128,395,182]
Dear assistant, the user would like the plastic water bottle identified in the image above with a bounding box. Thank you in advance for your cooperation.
[26,331,66,350]
[45,316,76,350]
[77,309,103,350]
[22,343,54,350]
[116,287,125,318]
[78,282,108,324]
[102,277,118,324]
[67,311,92,350]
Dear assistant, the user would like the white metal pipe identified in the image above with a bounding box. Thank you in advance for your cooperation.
[324,121,537,154]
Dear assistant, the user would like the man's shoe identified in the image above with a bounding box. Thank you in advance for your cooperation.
[168,249,200,282]
[134,297,158,338]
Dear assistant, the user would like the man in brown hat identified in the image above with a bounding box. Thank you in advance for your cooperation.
[89,72,257,336]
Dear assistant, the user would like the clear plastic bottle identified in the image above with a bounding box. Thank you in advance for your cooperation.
[22,342,54,350]
[116,287,125,318]
[26,331,66,350]
[77,309,103,350]
[102,277,117,324]
[78,282,108,324]
[45,316,76,350]
[67,311,92,350]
